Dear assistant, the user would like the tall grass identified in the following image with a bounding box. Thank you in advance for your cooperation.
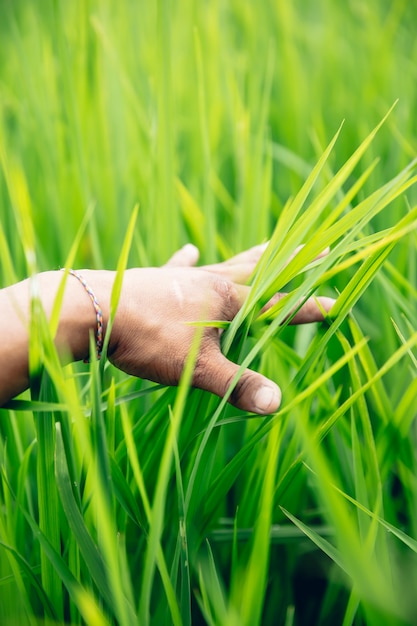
[1,0,417,624]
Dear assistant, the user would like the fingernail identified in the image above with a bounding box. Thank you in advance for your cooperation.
[320,296,337,313]
[253,384,281,414]
[183,243,199,263]
[318,246,331,258]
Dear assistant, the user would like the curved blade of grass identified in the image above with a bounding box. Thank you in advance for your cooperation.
[196,540,231,626]
[101,203,139,365]
[0,508,39,626]
[0,539,56,620]
[236,104,399,321]
[119,401,182,626]
[171,412,191,626]
[2,466,111,626]
[139,318,204,625]
[232,420,281,626]
[50,202,95,337]
[88,345,137,626]
[55,423,113,605]
[198,338,366,533]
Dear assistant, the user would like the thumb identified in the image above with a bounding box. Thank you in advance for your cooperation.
[195,350,281,415]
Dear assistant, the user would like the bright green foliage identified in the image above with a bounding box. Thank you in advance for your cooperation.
[1,1,417,624]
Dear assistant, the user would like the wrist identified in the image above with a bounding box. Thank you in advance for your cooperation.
[0,269,116,404]
[59,269,114,361]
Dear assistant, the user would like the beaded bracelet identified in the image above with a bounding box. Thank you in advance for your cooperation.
[61,268,103,362]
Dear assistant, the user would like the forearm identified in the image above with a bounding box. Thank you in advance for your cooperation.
[0,270,114,405]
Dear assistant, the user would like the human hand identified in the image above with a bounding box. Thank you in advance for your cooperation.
[103,243,334,415]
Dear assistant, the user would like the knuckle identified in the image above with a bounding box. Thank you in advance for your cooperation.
[192,342,213,387]
[213,278,239,320]
[229,371,253,407]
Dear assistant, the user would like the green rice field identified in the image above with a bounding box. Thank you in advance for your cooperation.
[1,0,417,624]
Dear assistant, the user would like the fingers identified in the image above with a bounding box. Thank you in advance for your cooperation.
[202,242,331,284]
[261,292,336,324]
[315,246,331,260]
[211,278,248,320]
[202,242,269,283]
[285,244,331,267]
[164,244,200,267]
[210,262,261,284]
[213,278,335,326]
[289,295,335,324]
[194,347,281,414]
[220,242,269,267]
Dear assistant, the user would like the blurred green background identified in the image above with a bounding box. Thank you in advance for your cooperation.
[1,0,416,272]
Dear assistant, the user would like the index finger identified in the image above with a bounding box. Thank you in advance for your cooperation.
[202,242,331,285]
[201,243,269,283]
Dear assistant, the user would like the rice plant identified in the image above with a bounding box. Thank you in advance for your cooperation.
[1,1,417,624]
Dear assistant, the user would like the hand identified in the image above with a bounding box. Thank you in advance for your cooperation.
[104,243,334,415]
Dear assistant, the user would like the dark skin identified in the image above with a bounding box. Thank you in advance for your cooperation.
[0,243,334,412]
